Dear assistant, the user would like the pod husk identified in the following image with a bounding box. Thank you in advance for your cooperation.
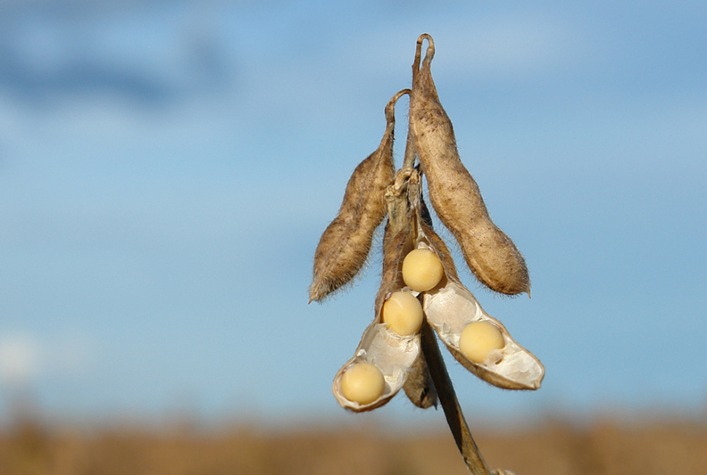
[409,34,530,296]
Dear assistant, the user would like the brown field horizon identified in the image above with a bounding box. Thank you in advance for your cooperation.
[1,413,705,475]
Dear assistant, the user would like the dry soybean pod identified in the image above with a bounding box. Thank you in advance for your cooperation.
[374,165,416,311]
[403,351,438,409]
[309,89,410,302]
[374,223,412,313]
[409,34,530,296]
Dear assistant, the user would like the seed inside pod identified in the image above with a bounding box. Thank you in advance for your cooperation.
[382,291,423,336]
[402,248,444,292]
[459,321,505,364]
[340,362,385,405]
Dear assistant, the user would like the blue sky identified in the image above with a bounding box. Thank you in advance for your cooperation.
[0,0,705,428]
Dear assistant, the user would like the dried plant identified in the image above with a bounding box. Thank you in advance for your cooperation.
[310,34,544,475]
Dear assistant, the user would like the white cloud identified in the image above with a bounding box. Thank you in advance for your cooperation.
[0,333,41,386]
[0,331,97,387]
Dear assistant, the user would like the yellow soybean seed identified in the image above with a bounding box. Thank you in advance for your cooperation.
[459,321,505,364]
[340,362,385,405]
[402,248,444,292]
[382,291,423,336]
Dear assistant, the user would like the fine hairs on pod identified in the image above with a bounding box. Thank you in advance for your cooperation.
[309,90,409,302]
[408,34,530,296]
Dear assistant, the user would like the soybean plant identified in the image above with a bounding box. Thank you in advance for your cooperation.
[310,34,544,475]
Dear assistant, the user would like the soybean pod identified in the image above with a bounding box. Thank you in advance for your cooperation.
[409,34,530,296]
[309,90,409,302]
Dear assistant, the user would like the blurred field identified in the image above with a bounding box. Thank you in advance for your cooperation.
[1,416,705,475]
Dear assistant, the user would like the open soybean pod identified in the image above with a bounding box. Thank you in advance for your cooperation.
[332,318,421,412]
[408,34,530,296]
[419,223,544,390]
[424,280,544,390]
[333,194,422,412]
[309,90,410,302]
[333,171,440,412]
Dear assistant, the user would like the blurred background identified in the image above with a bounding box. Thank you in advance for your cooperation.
[0,1,705,474]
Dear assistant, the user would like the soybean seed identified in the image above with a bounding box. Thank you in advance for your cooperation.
[402,248,444,292]
[459,321,505,364]
[340,362,386,405]
[382,290,423,336]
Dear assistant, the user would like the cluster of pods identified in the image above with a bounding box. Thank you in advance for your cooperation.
[310,34,544,412]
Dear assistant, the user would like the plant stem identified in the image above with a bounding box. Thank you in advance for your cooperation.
[401,116,417,171]
[420,320,491,475]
